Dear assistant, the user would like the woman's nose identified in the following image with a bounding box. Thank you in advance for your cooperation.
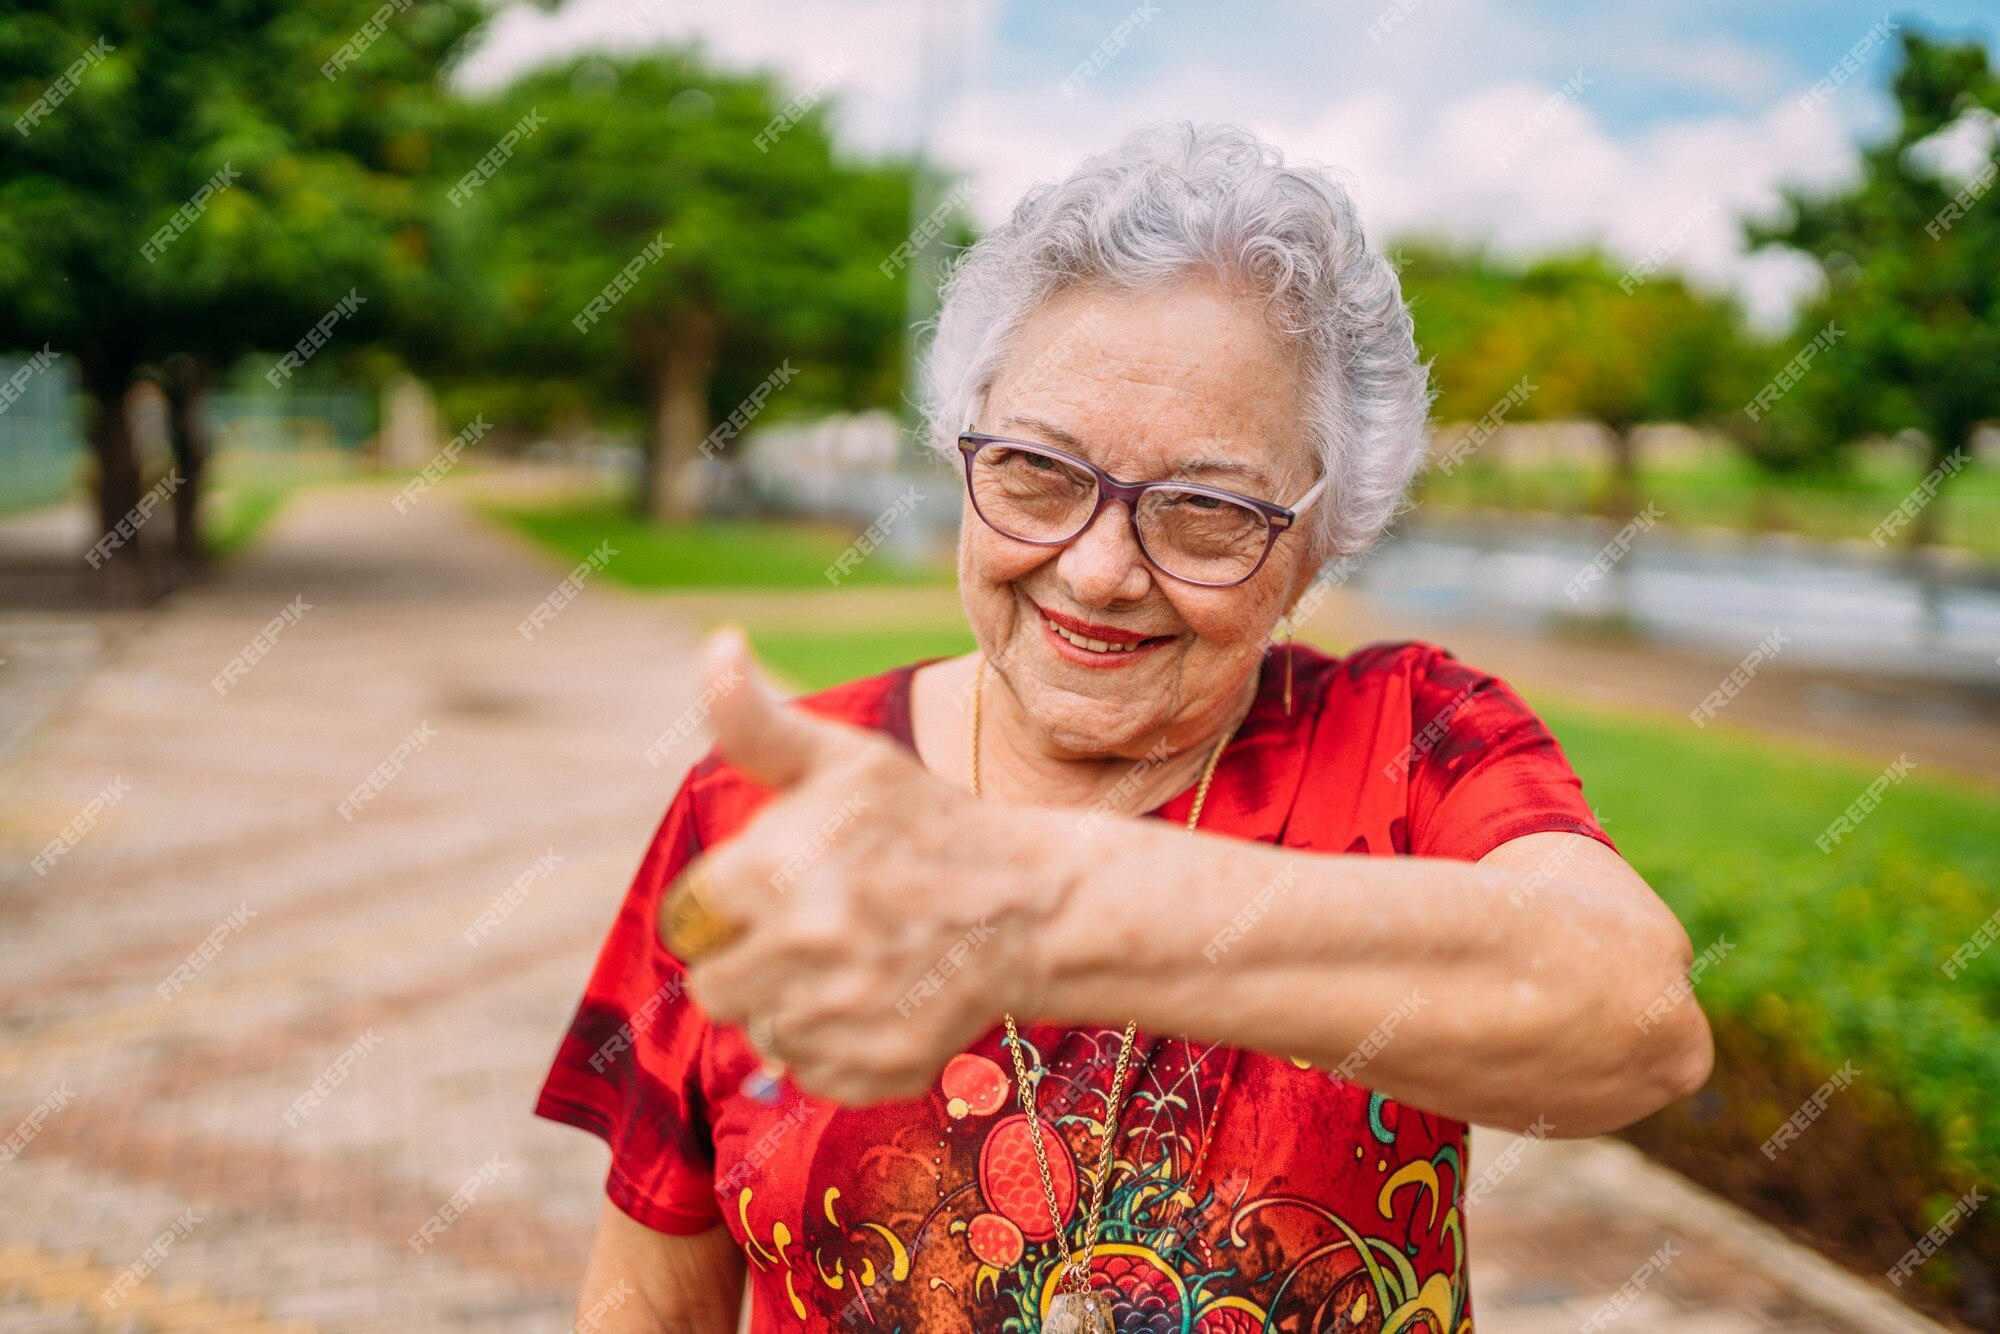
[1055,499,1154,606]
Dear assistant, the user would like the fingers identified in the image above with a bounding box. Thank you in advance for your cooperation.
[698,626,849,792]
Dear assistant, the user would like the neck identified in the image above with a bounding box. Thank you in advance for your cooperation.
[971,656,1261,815]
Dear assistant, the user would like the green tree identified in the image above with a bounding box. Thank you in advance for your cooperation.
[1401,243,1757,516]
[440,51,943,518]
[1746,29,1999,544]
[0,0,483,597]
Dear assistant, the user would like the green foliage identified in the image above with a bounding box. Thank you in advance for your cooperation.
[1396,241,1761,434]
[435,52,939,462]
[1745,29,2000,480]
[485,497,953,589]
[1530,694,2000,1187]
[0,0,486,372]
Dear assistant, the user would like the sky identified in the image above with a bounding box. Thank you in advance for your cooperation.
[457,0,2000,329]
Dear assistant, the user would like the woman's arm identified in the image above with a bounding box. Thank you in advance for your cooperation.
[576,1198,745,1334]
[1031,820,1714,1137]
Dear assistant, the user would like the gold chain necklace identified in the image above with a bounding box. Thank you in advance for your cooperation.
[969,657,1238,1334]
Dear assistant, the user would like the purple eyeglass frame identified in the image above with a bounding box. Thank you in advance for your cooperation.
[956,431,1328,588]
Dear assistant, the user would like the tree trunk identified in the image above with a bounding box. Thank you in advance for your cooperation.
[1603,421,1641,520]
[162,355,213,570]
[639,309,718,521]
[80,355,150,605]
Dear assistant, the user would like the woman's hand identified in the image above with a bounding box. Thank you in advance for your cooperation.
[668,629,1067,1106]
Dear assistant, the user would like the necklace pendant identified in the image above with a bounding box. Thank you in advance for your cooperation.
[1044,1290,1115,1334]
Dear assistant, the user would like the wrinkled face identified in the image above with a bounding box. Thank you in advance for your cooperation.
[958,276,1325,760]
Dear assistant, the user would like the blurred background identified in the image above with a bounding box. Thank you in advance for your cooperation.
[1,1,1996,1331]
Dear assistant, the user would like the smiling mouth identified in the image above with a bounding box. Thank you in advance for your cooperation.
[1034,604,1174,656]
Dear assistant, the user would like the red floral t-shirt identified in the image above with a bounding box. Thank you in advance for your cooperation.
[535,640,1613,1334]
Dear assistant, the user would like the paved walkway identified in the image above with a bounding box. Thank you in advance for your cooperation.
[0,482,1944,1332]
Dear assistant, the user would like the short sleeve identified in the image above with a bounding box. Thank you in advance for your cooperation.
[1400,647,1617,863]
[533,779,725,1234]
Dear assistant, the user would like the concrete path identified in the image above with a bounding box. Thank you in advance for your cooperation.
[0,482,1943,1332]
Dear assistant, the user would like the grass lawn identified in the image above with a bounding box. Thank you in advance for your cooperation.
[486,498,954,590]
[202,478,298,560]
[739,615,2000,1199]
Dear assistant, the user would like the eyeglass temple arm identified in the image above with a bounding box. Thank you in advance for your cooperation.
[1284,475,1329,520]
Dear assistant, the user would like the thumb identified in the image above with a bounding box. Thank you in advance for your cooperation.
[699,626,845,791]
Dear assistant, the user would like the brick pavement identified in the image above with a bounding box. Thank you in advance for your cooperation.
[0,481,1942,1332]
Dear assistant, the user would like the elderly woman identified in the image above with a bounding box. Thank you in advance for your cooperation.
[537,122,1712,1334]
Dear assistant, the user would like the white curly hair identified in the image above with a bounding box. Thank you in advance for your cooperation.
[917,120,1434,563]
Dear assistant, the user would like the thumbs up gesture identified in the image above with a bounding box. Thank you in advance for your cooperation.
[663,628,1060,1106]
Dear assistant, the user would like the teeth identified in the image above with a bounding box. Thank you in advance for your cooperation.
[1047,617,1140,653]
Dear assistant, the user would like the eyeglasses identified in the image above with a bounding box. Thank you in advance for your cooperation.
[956,432,1327,588]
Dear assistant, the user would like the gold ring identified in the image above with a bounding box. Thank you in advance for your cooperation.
[657,866,743,961]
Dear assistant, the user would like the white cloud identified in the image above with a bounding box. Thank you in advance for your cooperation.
[456,0,1871,328]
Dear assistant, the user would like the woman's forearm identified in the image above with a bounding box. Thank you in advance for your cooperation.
[1026,812,1712,1136]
